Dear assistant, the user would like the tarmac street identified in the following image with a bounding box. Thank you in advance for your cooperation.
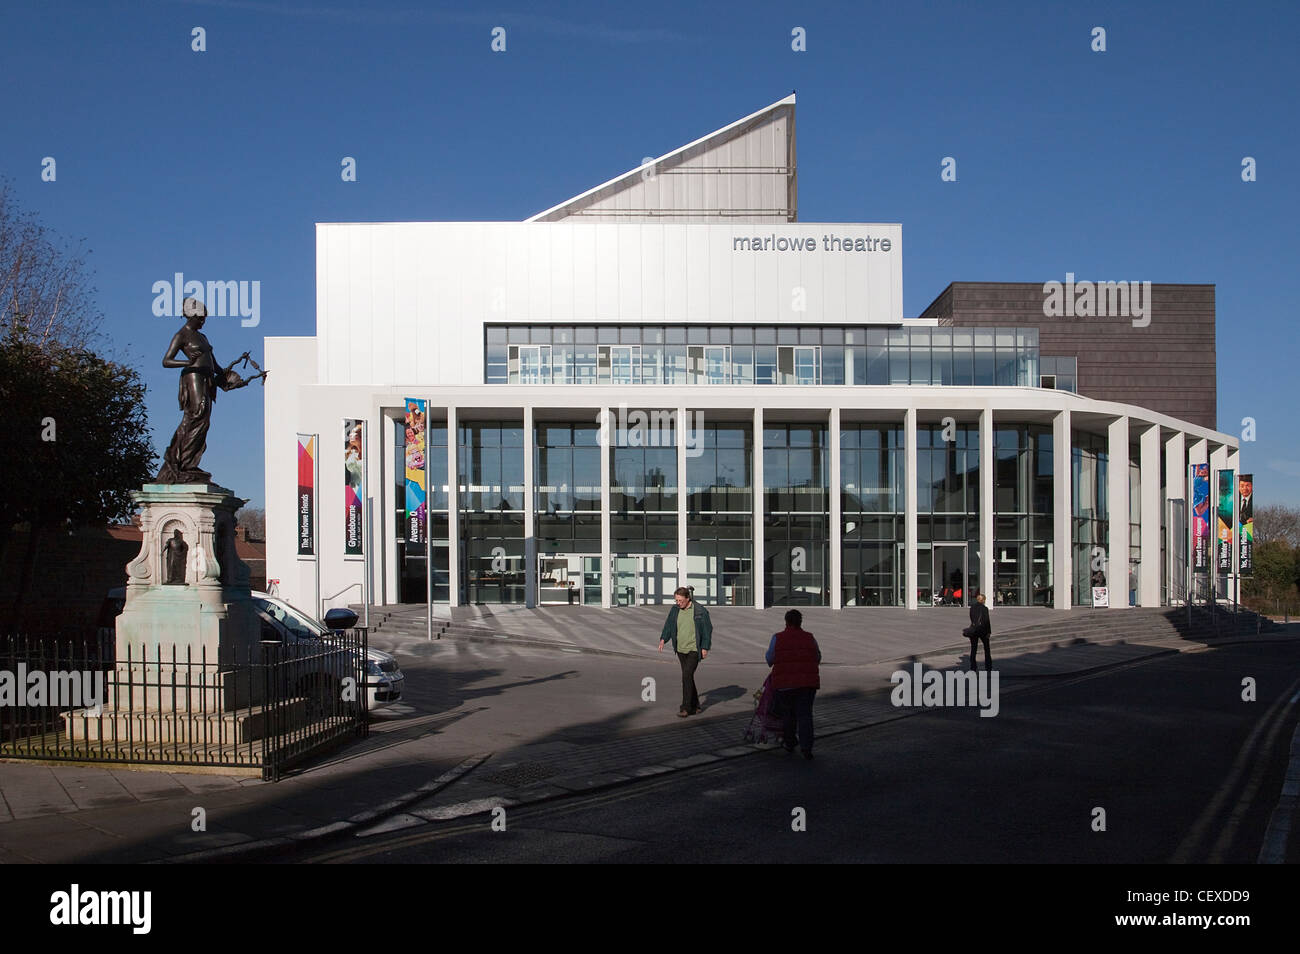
[0,606,1295,864]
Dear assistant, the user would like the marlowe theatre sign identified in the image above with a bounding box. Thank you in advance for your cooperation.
[732,232,895,253]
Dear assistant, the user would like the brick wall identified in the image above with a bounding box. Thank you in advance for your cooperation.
[920,282,1217,430]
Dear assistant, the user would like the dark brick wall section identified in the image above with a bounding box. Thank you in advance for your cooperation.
[919,282,1217,430]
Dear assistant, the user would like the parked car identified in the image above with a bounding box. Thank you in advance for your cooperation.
[97,588,404,713]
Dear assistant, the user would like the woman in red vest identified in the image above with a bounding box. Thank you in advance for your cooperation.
[765,609,822,759]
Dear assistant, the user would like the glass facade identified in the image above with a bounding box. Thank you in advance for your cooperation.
[535,423,604,605]
[992,425,1054,606]
[686,424,753,606]
[916,424,981,605]
[457,423,525,604]
[840,425,904,606]
[385,409,1183,611]
[763,424,829,606]
[487,325,1041,388]
[609,413,678,605]
[1040,356,1078,393]
[1072,431,1109,605]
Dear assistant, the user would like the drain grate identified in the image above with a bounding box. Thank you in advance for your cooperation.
[482,762,559,787]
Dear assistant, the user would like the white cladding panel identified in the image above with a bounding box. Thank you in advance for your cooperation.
[316,222,903,387]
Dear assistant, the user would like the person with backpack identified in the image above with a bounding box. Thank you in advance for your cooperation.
[766,609,822,759]
[658,586,713,717]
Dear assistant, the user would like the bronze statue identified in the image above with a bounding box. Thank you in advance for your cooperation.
[155,299,267,484]
[163,529,188,584]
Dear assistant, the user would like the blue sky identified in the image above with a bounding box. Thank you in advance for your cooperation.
[4,0,1298,508]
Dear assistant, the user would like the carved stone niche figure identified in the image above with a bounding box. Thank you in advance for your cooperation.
[163,529,189,585]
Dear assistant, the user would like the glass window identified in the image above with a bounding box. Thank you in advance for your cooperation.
[974,330,995,386]
[931,328,952,385]
[731,345,754,385]
[910,328,931,385]
[888,328,910,385]
[755,345,777,385]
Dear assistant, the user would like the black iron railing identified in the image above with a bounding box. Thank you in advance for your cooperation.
[0,629,369,781]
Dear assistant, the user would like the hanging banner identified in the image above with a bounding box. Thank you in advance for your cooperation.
[404,398,427,545]
[297,434,316,556]
[344,419,365,556]
[1216,470,1235,575]
[1191,463,1210,574]
[1239,474,1254,575]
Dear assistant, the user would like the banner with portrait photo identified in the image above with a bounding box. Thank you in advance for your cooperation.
[404,398,427,545]
[1239,474,1254,575]
[297,433,315,556]
[344,419,364,556]
[1191,463,1210,574]
[1216,470,1234,575]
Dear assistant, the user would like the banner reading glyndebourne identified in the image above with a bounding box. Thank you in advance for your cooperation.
[297,434,315,556]
[1216,470,1234,575]
[1239,474,1254,575]
[404,398,427,545]
[1191,463,1210,574]
[344,419,364,556]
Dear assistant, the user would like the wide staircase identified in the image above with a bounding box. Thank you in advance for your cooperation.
[903,604,1282,665]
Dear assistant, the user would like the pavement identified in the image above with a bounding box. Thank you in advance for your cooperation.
[0,606,1294,863]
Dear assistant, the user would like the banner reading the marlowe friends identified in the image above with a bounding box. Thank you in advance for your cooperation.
[404,398,427,545]
[1216,470,1234,575]
[344,419,364,556]
[297,434,315,556]
[1239,474,1254,575]
[1191,463,1210,574]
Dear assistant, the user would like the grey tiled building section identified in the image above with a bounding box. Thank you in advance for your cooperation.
[921,282,1217,430]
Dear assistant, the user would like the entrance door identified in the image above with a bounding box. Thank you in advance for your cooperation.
[538,554,584,605]
[897,542,933,606]
[613,554,679,605]
[932,543,968,607]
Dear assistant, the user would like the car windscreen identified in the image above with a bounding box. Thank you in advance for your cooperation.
[253,597,325,640]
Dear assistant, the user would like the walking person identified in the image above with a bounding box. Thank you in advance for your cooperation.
[766,609,821,759]
[658,586,712,717]
[963,592,992,672]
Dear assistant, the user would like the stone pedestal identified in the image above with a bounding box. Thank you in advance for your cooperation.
[65,484,267,743]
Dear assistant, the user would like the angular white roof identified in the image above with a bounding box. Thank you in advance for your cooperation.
[527,94,797,224]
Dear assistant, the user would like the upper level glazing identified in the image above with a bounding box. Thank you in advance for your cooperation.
[484,324,1049,388]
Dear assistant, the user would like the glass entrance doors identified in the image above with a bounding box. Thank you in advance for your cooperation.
[537,554,603,605]
[613,554,679,606]
[897,542,969,606]
[932,543,968,606]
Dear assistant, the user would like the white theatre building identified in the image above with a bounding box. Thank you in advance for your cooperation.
[263,94,1239,616]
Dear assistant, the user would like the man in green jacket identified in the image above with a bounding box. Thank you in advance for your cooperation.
[657,586,713,717]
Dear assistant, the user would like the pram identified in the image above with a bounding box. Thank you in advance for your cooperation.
[743,673,786,744]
